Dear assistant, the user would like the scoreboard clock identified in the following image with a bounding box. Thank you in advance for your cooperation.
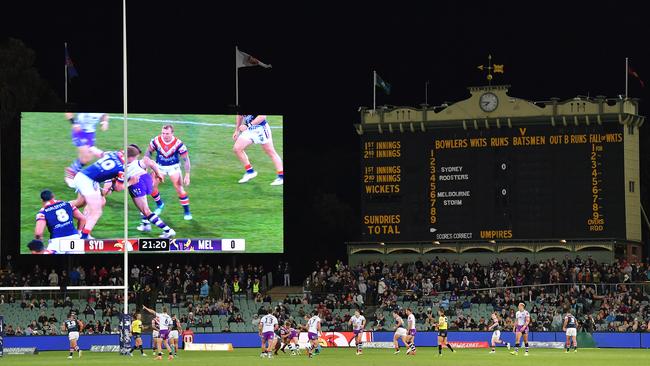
[138,238,170,252]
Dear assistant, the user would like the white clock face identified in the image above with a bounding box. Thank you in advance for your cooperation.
[479,92,498,112]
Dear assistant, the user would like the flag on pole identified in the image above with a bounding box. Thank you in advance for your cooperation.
[628,65,645,88]
[375,73,391,94]
[65,44,79,80]
[236,48,272,69]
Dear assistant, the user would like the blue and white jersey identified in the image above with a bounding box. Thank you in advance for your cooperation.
[73,113,106,133]
[149,135,188,167]
[565,314,577,328]
[242,115,267,127]
[36,200,78,239]
[81,151,125,182]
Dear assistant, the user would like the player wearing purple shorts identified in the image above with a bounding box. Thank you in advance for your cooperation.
[126,145,175,238]
[306,310,322,358]
[511,303,530,356]
[64,113,109,188]
[348,310,366,355]
[143,305,174,360]
[405,308,417,355]
[286,321,300,355]
[259,309,279,358]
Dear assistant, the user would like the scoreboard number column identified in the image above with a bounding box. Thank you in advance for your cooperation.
[221,239,245,252]
[58,239,85,253]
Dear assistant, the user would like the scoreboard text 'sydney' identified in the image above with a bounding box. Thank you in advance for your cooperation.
[51,238,245,253]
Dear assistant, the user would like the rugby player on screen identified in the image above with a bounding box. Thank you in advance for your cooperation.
[126,144,175,238]
[62,312,84,359]
[145,125,192,220]
[233,115,283,185]
[64,112,109,188]
[31,189,86,254]
[71,150,125,239]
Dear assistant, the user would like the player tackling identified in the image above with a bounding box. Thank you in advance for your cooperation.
[32,189,86,253]
[146,125,192,220]
[233,115,283,185]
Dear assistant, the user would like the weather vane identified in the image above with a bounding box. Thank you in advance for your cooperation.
[477,54,504,86]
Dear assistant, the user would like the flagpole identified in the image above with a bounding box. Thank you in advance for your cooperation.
[625,57,629,99]
[235,46,239,108]
[122,0,129,319]
[373,70,376,112]
[64,42,68,105]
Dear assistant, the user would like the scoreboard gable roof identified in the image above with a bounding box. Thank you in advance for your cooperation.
[356,85,643,134]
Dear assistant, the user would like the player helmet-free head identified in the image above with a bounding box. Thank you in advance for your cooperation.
[127,144,141,158]
[268,308,274,315]
[312,310,319,316]
[518,302,525,310]
[40,189,54,201]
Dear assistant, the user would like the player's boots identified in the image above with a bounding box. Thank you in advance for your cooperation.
[137,223,152,232]
[270,177,284,186]
[160,228,176,239]
[238,171,258,183]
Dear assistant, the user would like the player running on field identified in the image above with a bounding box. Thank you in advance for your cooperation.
[436,308,455,356]
[143,305,174,360]
[62,312,84,359]
[405,308,417,355]
[129,313,146,356]
[563,308,578,353]
[348,309,366,355]
[511,302,531,356]
[233,115,283,185]
[488,312,510,353]
[72,150,125,239]
[392,310,411,354]
[32,189,86,254]
[285,321,300,355]
[64,112,109,187]
[125,144,176,238]
[259,309,279,358]
[146,124,192,220]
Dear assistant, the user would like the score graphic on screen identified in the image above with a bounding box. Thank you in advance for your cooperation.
[360,124,626,242]
[20,112,282,254]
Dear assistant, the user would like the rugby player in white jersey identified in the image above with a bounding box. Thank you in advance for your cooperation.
[306,310,322,358]
[125,144,175,238]
[143,305,174,360]
[259,308,279,358]
[511,302,530,356]
[64,112,108,187]
[233,115,283,185]
[348,310,366,355]
[405,308,417,355]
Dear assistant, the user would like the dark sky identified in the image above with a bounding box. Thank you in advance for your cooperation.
[2,2,649,273]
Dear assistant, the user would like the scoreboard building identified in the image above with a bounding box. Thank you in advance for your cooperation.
[351,84,645,264]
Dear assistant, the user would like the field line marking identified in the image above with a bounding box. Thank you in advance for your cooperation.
[108,116,282,129]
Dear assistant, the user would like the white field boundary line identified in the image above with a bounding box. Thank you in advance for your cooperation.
[109,116,282,129]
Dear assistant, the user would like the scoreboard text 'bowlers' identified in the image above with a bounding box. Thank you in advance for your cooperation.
[360,124,625,242]
[55,238,245,253]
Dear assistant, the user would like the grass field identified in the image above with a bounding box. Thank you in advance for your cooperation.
[2,348,648,366]
[20,112,283,253]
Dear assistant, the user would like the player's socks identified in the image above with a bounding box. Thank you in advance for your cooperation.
[80,228,92,239]
[146,213,170,231]
[178,194,190,215]
[438,345,442,354]
[140,345,144,354]
[277,170,284,179]
[446,343,454,352]
[69,159,85,174]
[245,164,254,174]
[152,189,164,207]
[525,342,529,353]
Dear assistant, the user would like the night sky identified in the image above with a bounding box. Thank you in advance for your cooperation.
[1,2,648,274]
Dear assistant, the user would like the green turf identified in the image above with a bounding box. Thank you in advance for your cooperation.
[20,112,283,253]
[2,348,648,366]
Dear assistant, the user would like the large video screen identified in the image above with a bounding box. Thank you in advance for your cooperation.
[21,112,283,254]
[360,123,625,242]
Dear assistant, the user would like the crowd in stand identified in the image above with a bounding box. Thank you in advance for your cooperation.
[303,256,650,332]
